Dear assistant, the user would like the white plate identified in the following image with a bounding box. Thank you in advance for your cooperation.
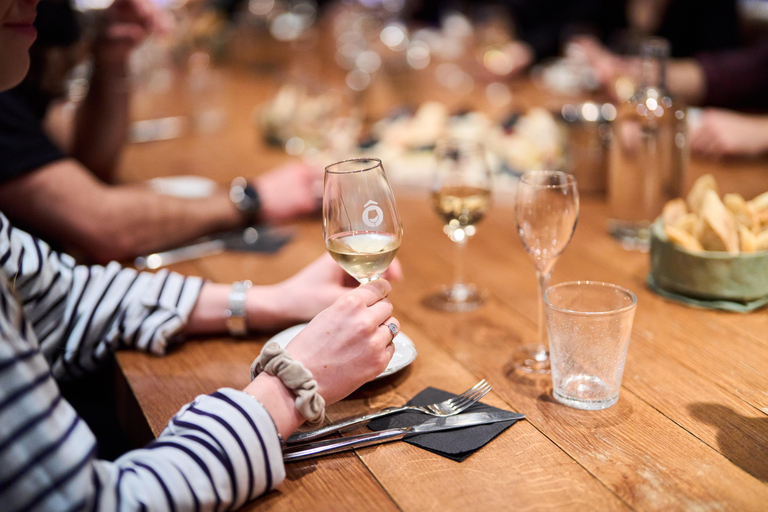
[147,176,218,199]
[267,323,417,380]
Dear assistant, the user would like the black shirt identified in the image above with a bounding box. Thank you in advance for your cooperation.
[0,85,65,184]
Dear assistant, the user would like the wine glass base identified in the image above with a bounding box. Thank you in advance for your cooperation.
[511,344,550,374]
[423,284,486,312]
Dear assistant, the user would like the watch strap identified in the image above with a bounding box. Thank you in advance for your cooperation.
[230,177,261,224]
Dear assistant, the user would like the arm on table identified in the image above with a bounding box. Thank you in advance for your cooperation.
[0,218,397,509]
[0,158,244,262]
[571,36,706,104]
[184,254,402,436]
[690,109,768,157]
[70,0,170,181]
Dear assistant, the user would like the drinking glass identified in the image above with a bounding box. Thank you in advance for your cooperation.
[425,139,493,312]
[324,158,403,283]
[545,281,637,410]
[513,170,579,373]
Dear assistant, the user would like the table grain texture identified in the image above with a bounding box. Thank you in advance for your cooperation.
[115,65,768,511]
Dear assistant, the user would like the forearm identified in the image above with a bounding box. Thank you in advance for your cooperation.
[71,62,131,181]
[0,210,205,380]
[0,159,245,262]
[185,284,307,438]
[185,282,299,335]
[244,374,305,438]
[94,184,245,261]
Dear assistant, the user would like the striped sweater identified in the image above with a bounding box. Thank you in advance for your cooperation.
[0,213,285,511]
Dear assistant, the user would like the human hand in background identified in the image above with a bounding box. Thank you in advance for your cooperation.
[254,162,324,223]
[689,109,768,158]
[470,40,534,81]
[569,36,637,100]
[94,0,173,70]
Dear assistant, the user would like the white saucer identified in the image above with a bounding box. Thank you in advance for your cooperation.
[147,176,218,199]
[267,323,417,380]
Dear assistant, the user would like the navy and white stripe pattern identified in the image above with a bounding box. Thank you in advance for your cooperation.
[0,213,285,511]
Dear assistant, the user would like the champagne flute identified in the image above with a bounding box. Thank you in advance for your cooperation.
[324,158,403,283]
[513,170,579,373]
[425,139,493,312]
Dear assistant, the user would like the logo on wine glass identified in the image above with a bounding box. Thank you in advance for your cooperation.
[362,200,383,227]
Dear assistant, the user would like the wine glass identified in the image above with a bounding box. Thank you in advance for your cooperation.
[323,158,403,283]
[513,170,579,373]
[424,139,493,312]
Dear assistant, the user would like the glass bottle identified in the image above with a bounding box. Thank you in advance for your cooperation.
[607,37,687,251]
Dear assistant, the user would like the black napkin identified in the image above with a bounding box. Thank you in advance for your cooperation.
[366,387,523,462]
[218,226,292,254]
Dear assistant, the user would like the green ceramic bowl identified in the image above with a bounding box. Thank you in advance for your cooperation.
[650,221,768,301]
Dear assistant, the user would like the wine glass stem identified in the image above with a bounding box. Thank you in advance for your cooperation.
[535,267,553,348]
[453,237,468,287]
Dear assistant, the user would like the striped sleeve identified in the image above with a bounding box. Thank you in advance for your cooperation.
[0,213,204,380]
[0,324,286,511]
[97,389,286,510]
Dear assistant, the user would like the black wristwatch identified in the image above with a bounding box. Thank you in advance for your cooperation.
[230,177,261,225]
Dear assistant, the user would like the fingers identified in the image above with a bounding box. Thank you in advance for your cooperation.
[379,317,399,366]
[382,258,404,281]
[383,336,397,361]
[108,0,169,37]
[356,279,392,306]
[367,298,394,326]
[381,317,400,342]
[105,24,149,46]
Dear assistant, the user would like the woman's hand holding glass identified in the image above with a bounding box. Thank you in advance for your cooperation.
[283,279,398,404]
[243,278,399,437]
[245,253,402,331]
[240,157,405,437]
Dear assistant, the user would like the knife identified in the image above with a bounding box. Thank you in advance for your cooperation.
[134,226,293,270]
[282,410,525,462]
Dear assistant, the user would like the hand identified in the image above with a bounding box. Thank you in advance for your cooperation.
[284,279,398,404]
[469,40,533,81]
[254,162,323,223]
[569,36,638,100]
[93,0,172,70]
[247,253,403,331]
[689,109,768,158]
[241,279,398,435]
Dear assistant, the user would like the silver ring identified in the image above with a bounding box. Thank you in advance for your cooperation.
[386,322,399,339]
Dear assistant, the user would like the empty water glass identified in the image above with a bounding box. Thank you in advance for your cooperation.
[544,281,637,410]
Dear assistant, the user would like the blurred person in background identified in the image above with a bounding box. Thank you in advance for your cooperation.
[572,1,768,158]
[0,0,322,264]
[406,0,742,79]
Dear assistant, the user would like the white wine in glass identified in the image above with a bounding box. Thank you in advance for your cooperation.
[425,139,492,312]
[324,158,403,284]
[514,170,579,373]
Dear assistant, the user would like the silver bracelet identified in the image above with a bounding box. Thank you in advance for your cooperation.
[250,341,326,426]
[225,280,252,337]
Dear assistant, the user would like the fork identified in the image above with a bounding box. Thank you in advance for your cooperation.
[284,379,492,444]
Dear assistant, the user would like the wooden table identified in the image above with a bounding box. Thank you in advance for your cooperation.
[116,64,768,511]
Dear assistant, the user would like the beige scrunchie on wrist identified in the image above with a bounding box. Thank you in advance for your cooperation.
[250,341,326,426]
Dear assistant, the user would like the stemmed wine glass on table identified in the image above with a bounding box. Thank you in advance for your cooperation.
[513,170,579,373]
[323,158,403,284]
[424,139,493,312]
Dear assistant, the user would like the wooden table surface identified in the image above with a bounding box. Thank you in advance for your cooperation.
[116,63,768,511]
